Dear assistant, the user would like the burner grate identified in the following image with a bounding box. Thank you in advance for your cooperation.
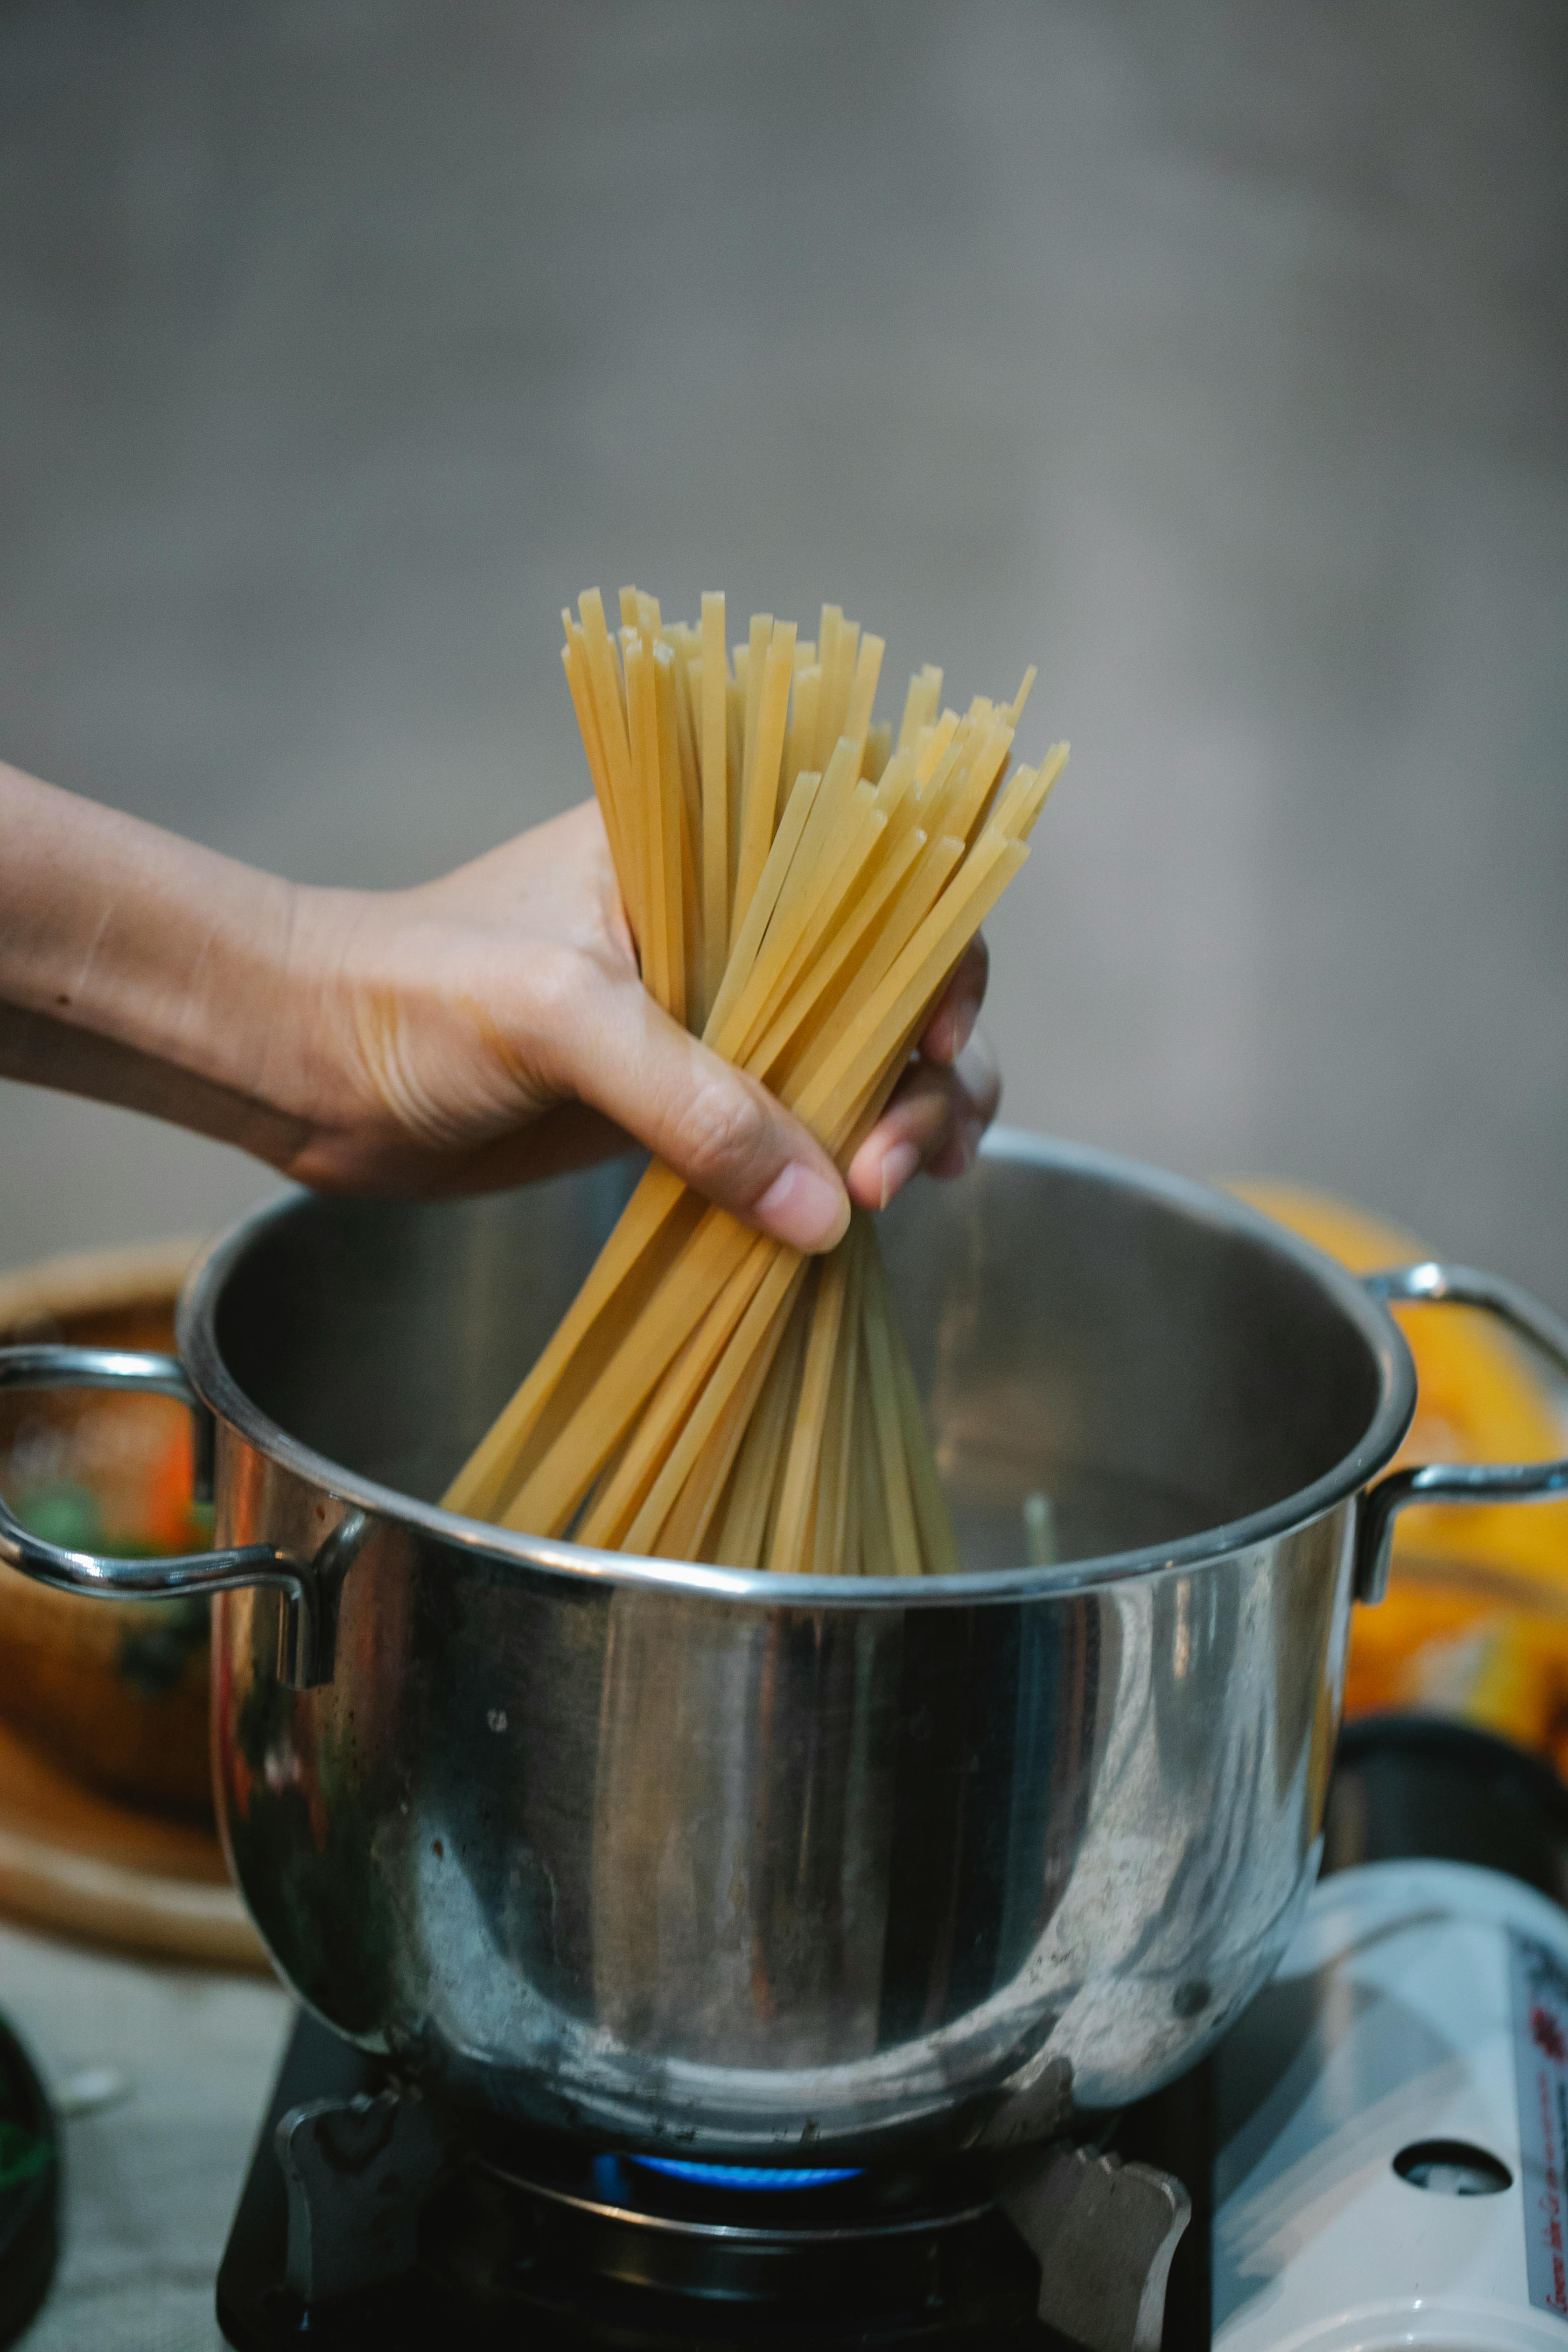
[217,2012,1211,2351]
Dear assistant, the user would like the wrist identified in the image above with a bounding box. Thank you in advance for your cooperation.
[0,764,332,1166]
[263,881,379,1135]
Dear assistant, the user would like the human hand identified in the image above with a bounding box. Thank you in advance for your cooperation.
[0,766,998,1253]
[285,800,999,1249]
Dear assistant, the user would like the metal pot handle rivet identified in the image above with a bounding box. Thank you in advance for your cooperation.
[1355,1264,1568,1606]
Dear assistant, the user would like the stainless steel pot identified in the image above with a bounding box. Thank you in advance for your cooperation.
[3,1132,1565,2161]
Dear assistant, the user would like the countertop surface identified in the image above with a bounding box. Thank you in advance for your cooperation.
[0,1920,290,2352]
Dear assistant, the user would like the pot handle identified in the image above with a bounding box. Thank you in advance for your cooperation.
[0,1344,326,1688]
[1355,1264,1568,1604]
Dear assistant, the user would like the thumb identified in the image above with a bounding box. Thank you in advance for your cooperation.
[548,963,851,1253]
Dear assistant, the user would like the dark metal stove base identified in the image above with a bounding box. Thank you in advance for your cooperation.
[217,2013,1211,2350]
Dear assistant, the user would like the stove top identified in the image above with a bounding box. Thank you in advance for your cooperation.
[216,2014,1211,2350]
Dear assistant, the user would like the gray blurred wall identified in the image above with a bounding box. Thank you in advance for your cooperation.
[2,0,1565,1305]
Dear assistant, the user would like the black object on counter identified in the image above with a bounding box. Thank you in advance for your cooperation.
[1324,1711,1568,1904]
[0,2007,59,2349]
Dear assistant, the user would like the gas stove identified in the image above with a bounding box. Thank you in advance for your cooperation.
[216,2010,1209,2350]
[215,1719,1567,2350]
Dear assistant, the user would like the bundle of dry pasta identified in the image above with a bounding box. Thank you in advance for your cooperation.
[442,587,1064,1574]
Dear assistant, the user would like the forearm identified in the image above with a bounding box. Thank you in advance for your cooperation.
[0,762,317,1162]
[0,764,976,1237]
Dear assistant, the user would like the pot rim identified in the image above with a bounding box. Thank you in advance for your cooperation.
[177,1128,1417,1608]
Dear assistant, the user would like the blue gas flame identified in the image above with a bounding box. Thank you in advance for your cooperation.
[629,2155,863,2192]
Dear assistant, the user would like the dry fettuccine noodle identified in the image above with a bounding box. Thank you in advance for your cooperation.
[443,587,1065,1574]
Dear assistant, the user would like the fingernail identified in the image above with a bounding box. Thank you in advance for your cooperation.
[878,1139,921,1209]
[950,997,980,1060]
[755,1162,850,1252]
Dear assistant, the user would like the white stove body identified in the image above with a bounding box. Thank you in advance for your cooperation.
[1213,1859,1568,2352]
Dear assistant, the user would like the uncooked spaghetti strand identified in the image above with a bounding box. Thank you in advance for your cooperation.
[574,1233,783,1549]
[864,1230,960,1576]
[922,704,975,781]
[700,593,729,1001]
[623,636,670,1015]
[652,642,690,1029]
[913,707,960,789]
[860,1247,923,1575]
[711,1298,811,1568]
[665,633,707,1018]
[733,611,770,905]
[650,1289,799,1564]
[785,665,822,798]
[915,707,989,837]
[830,819,966,1012]
[897,665,943,753]
[726,796,887,1072]
[819,613,860,763]
[645,1268,803,1561]
[702,766,823,1053]
[852,1371,889,1576]
[795,834,1027,1146]
[773,768,883,963]
[861,723,888,781]
[814,605,843,767]
[994,742,1069,841]
[1007,665,1038,728]
[737,616,769,775]
[743,823,927,1086]
[624,1247,807,1558]
[577,590,641,935]
[733,619,798,934]
[836,1347,867,1577]
[726,672,746,903]
[826,875,1031,1169]
[985,762,1040,842]
[763,732,864,929]
[941,721,1015,848]
[765,1239,853,1575]
[719,781,889,1068]
[809,1215,868,1575]
[497,1204,763,1537]
[774,833,966,1097]
[561,624,629,910]
[494,1209,763,1540]
[441,1161,693,1519]
[748,747,919,1031]
[662,621,704,857]
[841,632,885,761]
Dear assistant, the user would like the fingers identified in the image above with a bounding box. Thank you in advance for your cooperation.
[845,1029,1001,1211]
[917,935,988,1068]
[546,959,851,1253]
